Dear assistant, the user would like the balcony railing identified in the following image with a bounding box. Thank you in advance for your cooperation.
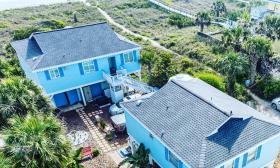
[102,69,127,86]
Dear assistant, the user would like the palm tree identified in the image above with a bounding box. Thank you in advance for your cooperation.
[212,0,227,18]
[0,77,52,127]
[118,143,150,168]
[196,12,211,32]
[222,27,244,51]
[222,29,233,48]
[219,52,248,96]
[140,49,156,82]
[0,152,12,168]
[244,36,273,85]
[3,113,73,168]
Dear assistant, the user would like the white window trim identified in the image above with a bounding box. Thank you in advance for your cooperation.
[247,147,258,164]
[82,60,95,74]
[124,52,134,63]
[49,68,60,79]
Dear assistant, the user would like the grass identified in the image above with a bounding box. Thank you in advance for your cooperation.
[98,0,225,66]
[155,0,239,15]
[273,40,280,55]
[0,2,105,52]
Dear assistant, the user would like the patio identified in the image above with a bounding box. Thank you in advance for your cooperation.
[60,102,129,167]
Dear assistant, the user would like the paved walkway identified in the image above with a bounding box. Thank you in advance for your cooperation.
[76,108,120,153]
[249,91,280,123]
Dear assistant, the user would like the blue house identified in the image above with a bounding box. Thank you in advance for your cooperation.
[11,22,148,109]
[121,74,280,168]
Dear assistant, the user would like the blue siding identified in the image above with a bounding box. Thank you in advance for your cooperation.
[217,135,280,168]
[66,89,79,105]
[125,111,188,168]
[126,110,280,168]
[36,50,141,94]
[90,83,102,97]
[53,93,68,107]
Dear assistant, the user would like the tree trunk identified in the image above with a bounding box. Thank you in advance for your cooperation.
[250,57,258,85]
[200,24,204,32]
[226,78,235,97]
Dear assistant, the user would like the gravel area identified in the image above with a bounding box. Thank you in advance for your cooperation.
[61,110,117,168]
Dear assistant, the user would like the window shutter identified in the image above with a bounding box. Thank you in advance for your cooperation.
[120,53,125,65]
[242,153,248,167]
[133,50,138,62]
[164,147,169,161]
[234,157,239,168]
[93,60,99,71]
[58,67,64,77]
[256,145,262,159]
[78,63,84,75]
[178,160,183,168]
[44,70,51,80]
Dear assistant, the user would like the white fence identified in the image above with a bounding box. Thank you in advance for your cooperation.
[148,0,195,19]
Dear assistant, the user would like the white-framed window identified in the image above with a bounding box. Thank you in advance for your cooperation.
[169,151,179,168]
[82,60,95,73]
[224,160,234,168]
[49,68,60,79]
[124,52,134,63]
[247,147,257,164]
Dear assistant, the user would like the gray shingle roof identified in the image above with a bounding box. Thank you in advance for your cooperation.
[11,22,139,70]
[122,74,280,168]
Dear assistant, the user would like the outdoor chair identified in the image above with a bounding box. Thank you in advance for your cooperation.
[81,146,93,160]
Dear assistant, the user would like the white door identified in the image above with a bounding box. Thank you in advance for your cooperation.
[83,86,92,102]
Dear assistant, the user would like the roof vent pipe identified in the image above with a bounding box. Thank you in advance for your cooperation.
[160,130,165,138]
[136,100,143,106]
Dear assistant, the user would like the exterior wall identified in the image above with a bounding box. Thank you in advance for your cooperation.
[125,110,280,168]
[216,133,280,168]
[125,111,188,168]
[17,55,40,85]
[35,49,141,95]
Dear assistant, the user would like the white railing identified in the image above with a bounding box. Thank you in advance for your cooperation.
[103,69,155,94]
[102,69,127,85]
[122,76,155,93]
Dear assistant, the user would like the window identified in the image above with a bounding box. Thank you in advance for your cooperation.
[82,60,95,73]
[247,147,257,164]
[169,151,179,168]
[49,68,60,79]
[124,52,134,63]
[224,160,234,168]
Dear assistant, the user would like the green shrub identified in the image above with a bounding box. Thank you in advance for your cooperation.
[195,72,225,92]
[40,19,66,29]
[252,76,280,100]
[12,27,41,40]
[168,14,195,28]
[92,149,100,157]
[235,84,252,102]
[180,56,194,70]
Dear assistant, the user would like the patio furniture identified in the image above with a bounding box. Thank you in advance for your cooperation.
[81,147,93,160]
[118,146,132,158]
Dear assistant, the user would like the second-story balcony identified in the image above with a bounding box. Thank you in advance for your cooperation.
[103,69,128,87]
